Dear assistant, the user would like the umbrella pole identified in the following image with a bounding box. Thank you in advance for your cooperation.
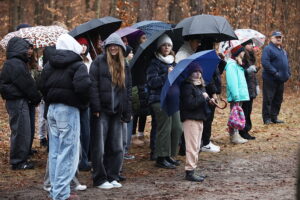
[87,34,97,57]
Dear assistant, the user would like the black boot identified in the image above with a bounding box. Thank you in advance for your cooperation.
[239,132,256,140]
[165,157,180,166]
[185,170,204,182]
[156,157,176,169]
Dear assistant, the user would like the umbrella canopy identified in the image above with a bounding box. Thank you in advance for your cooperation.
[0,25,68,49]
[131,20,172,37]
[69,16,122,40]
[175,14,238,42]
[115,27,145,47]
[219,28,266,56]
[129,28,183,86]
[160,50,221,116]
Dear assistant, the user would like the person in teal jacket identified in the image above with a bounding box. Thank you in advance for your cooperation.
[225,45,250,144]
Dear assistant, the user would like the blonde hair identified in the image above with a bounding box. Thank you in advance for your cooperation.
[106,47,126,88]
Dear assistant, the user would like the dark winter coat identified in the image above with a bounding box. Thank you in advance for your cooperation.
[40,49,91,110]
[146,58,173,104]
[243,50,258,98]
[261,42,290,82]
[0,37,41,105]
[89,54,132,122]
[180,81,210,122]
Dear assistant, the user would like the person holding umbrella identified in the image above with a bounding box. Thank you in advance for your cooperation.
[225,45,249,144]
[146,34,182,169]
[180,62,210,182]
[89,33,132,189]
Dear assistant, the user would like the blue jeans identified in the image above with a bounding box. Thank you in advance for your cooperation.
[47,104,80,200]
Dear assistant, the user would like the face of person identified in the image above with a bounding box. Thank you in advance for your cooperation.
[108,44,120,56]
[271,36,283,46]
[27,47,33,58]
[191,70,202,79]
[159,43,172,56]
[122,37,128,46]
[139,34,147,44]
[81,44,87,54]
[245,43,254,51]
[189,39,201,51]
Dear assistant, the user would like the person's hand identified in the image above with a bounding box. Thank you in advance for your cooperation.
[168,66,174,73]
[93,112,100,118]
[203,92,209,99]
[247,65,257,73]
[256,85,260,95]
[209,98,217,105]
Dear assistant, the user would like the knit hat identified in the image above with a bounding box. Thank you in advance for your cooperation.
[231,45,245,57]
[187,62,203,74]
[76,37,89,46]
[16,23,32,31]
[156,34,173,49]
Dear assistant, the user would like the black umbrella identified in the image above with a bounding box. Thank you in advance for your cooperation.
[175,14,238,42]
[130,28,183,86]
[69,16,122,40]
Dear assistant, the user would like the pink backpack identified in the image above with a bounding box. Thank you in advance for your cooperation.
[227,104,245,130]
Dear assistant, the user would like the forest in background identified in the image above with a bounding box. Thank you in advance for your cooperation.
[0,0,299,85]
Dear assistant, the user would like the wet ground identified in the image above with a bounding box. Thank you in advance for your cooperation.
[0,92,299,200]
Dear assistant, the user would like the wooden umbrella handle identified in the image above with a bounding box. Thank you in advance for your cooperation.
[211,97,228,109]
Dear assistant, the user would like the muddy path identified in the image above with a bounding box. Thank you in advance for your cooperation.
[0,93,299,200]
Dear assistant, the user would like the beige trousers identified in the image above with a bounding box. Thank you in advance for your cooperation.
[183,120,203,171]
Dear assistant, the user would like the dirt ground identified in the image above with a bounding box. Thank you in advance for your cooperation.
[0,91,299,200]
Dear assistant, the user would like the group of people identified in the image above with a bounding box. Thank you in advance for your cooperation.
[0,19,290,200]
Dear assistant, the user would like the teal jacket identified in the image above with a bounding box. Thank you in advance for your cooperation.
[225,59,250,102]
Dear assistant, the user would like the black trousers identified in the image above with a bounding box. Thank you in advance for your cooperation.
[262,79,284,122]
[90,112,123,186]
[132,113,147,135]
[239,98,254,135]
[5,99,31,165]
[202,105,216,146]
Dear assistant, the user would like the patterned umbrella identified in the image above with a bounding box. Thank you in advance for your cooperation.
[0,25,68,49]
[219,28,266,55]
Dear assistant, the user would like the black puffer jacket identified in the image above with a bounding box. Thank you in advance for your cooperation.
[146,58,173,104]
[180,81,210,122]
[40,49,91,110]
[243,50,258,98]
[0,37,41,105]
[89,54,132,122]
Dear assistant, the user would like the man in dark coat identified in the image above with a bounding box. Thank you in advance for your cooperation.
[0,37,41,170]
[261,31,291,124]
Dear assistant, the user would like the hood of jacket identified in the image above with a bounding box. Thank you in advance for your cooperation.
[104,33,126,52]
[49,34,83,68]
[6,37,32,62]
[56,34,83,55]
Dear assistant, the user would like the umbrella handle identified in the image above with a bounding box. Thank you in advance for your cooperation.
[87,34,98,58]
[211,97,227,109]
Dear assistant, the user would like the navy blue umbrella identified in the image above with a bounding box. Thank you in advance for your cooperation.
[132,20,172,38]
[160,50,221,116]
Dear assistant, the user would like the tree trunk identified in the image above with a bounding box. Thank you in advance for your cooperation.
[95,0,101,18]
[190,0,204,16]
[168,0,182,24]
[137,0,154,21]
[110,0,117,17]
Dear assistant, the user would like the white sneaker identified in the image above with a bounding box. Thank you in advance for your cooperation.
[75,184,87,191]
[201,141,220,153]
[97,181,114,189]
[110,180,122,188]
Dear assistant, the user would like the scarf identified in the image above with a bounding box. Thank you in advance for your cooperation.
[155,52,175,64]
